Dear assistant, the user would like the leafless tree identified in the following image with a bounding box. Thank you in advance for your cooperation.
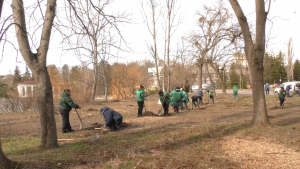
[191,1,238,90]
[140,0,161,89]
[62,0,127,101]
[229,0,272,125]
[11,0,58,148]
[286,37,294,81]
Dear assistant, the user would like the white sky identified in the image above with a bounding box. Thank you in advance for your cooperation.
[0,0,299,75]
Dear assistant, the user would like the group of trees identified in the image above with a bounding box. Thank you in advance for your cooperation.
[0,0,292,167]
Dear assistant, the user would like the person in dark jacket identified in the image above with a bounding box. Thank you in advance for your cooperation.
[59,89,81,133]
[136,85,149,117]
[197,88,203,103]
[191,95,200,109]
[100,107,123,131]
[286,84,291,97]
[278,87,286,108]
[264,83,270,95]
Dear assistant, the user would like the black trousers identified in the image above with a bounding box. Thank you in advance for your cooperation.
[137,101,144,117]
[279,98,284,107]
[265,89,269,95]
[60,109,72,132]
[107,117,123,131]
[181,101,188,110]
[163,102,169,115]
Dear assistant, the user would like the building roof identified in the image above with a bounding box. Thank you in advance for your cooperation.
[18,81,36,84]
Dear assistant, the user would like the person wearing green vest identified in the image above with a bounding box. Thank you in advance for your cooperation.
[207,90,214,104]
[278,87,286,108]
[158,90,170,115]
[233,83,239,99]
[180,88,189,110]
[59,89,81,133]
[170,87,184,113]
[136,85,149,117]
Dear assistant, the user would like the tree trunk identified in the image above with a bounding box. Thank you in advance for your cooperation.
[229,0,270,125]
[211,63,227,94]
[198,64,203,89]
[12,0,59,148]
[206,64,216,96]
[0,139,21,169]
[91,45,98,101]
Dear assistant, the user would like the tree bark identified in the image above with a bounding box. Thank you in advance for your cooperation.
[211,63,226,94]
[12,0,59,147]
[206,64,216,96]
[229,0,270,125]
[0,139,21,169]
[198,63,203,89]
[91,44,98,101]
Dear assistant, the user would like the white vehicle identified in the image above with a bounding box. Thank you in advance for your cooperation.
[274,81,300,94]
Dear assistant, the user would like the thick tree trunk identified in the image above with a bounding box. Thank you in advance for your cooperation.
[91,45,98,102]
[12,0,59,148]
[229,0,270,125]
[0,139,21,169]
[36,70,58,148]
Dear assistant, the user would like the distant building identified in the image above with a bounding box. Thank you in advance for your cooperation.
[17,81,36,97]
[147,66,163,89]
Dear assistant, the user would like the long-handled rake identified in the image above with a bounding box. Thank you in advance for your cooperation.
[75,109,83,130]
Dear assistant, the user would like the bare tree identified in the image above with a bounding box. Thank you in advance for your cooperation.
[141,0,161,89]
[63,0,126,101]
[286,37,294,81]
[229,0,271,125]
[11,0,58,148]
[191,1,238,90]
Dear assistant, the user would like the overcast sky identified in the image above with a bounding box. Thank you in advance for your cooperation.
[0,0,299,75]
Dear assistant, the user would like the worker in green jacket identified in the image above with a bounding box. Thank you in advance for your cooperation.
[136,85,149,117]
[59,89,81,133]
[180,88,189,110]
[170,87,184,113]
[158,90,170,115]
[207,90,214,104]
[278,87,286,108]
[233,84,239,99]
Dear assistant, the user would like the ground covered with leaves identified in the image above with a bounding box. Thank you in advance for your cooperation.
[1,91,300,169]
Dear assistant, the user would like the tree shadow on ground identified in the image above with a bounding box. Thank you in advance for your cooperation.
[273,116,300,126]
[211,111,252,123]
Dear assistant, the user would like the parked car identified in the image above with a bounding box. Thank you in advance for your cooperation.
[202,84,218,90]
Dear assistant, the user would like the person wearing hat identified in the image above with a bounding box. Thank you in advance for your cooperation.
[100,107,123,132]
[59,89,81,133]
[170,87,184,113]
[136,85,149,117]
[180,88,189,110]
[264,83,270,95]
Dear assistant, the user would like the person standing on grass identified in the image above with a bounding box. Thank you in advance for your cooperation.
[233,83,239,99]
[59,89,81,133]
[278,87,286,108]
[136,85,149,117]
[158,90,170,115]
[197,88,203,104]
[170,87,184,113]
[286,84,291,97]
[207,90,215,104]
[100,107,123,132]
[264,83,270,95]
[180,88,189,110]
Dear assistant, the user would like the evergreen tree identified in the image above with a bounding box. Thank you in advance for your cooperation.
[23,66,31,81]
[0,76,12,98]
[13,66,22,84]
[61,64,70,83]
[264,52,273,84]
[293,59,300,81]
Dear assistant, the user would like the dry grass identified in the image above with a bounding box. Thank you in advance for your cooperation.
[1,93,300,168]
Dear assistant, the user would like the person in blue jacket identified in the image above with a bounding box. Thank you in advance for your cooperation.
[100,107,123,132]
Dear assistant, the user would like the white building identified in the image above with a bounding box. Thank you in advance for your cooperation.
[17,81,36,97]
[147,66,163,89]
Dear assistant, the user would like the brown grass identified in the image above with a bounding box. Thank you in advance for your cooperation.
[1,93,300,168]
